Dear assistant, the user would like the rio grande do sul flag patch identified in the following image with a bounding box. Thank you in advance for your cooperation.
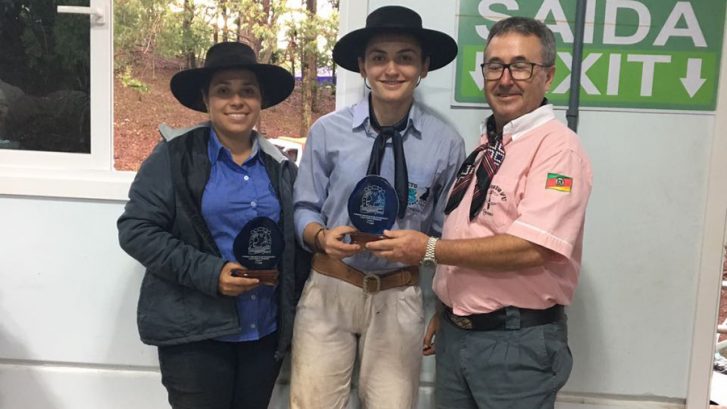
[545,173,573,192]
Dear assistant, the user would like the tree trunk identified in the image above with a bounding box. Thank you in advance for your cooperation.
[221,0,229,42]
[259,45,273,64]
[257,0,273,62]
[300,0,317,138]
[213,6,220,43]
[260,0,272,60]
[311,63,318,113]
[183,0,196,68]
[235,15,242,42]
[288,35,297,77]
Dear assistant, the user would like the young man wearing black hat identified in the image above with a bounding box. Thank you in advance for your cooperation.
[291,6,465,409]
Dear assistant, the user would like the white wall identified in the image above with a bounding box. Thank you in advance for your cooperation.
[567,110,709,397]
[0,197,168,408]
[1,0,726,408]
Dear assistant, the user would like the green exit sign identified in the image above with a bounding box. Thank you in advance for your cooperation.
[454,0,726,111]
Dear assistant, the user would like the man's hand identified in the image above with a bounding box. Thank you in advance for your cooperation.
[365,229,428,265]
[422,312,439,356]
[319,225,362,260]
[218,262,260,296]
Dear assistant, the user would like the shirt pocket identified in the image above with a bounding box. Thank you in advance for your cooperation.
[406,170,434,214]
[477,175,520,233]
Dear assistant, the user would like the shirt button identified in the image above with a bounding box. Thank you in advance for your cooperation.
[251,201,257,208]
[243,175,250,181]
[250,295,256,300]
[250,324,256,329]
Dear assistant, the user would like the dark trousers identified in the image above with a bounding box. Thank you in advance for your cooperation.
[157,332,282,409]
[435,311,572,409]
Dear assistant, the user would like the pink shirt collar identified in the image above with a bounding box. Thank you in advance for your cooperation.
[480,104,557,144]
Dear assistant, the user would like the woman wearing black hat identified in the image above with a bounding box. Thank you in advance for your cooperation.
[290,6,465,409]
[118,42,310,409]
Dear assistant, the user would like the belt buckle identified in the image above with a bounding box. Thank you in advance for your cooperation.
[362,274,381,294]
[448,311,473,330]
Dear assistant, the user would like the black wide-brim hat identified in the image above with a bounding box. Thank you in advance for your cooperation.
[332,6,458,73]
[170,42,294,112]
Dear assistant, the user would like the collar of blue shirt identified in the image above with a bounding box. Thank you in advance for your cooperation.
[207,127,261,166]
[351,96,425,140]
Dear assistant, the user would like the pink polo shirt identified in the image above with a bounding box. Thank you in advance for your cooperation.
[433,105,592,315]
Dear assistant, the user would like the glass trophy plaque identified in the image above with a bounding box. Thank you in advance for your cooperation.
[231,217,284,286]
[347,175,398,245]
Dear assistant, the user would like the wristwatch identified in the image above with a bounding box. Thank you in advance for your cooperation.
[420,237,439,267]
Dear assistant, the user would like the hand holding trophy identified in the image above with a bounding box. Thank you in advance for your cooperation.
[231,216,284,286]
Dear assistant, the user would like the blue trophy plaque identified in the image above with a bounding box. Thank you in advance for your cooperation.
[231,217,284,286]
[347,175,399,245]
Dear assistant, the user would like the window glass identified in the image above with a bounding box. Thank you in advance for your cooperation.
[0,0,90,153]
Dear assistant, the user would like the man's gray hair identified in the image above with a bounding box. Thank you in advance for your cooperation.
[486,17,556,66]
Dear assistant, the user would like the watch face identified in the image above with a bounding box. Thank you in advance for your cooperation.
[421,258,436,268]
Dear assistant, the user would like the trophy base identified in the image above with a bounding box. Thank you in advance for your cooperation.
[231,269,279,286]
[349,231,385,246]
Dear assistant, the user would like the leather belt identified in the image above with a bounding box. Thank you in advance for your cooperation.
[312,253,419,294]
[444,305,564,331]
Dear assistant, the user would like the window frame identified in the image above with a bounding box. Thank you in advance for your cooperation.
[0,0,134,201]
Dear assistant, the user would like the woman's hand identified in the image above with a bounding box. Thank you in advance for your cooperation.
[218,262,260,296]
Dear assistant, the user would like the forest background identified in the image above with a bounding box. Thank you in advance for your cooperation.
[114,0,339,170]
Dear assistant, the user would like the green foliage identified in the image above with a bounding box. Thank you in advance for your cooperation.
[156,3,213,61]
[118,66,149,93]
[114,0,149,68]
[283,5,338,74]
[317,8,338,72]
[113,0,140,51]
[232,0,287,63]
[114,0,179,69]
[113,0,338,75]
[269,48,286,65]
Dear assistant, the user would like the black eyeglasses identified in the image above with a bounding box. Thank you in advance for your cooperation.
[480,61,551,81]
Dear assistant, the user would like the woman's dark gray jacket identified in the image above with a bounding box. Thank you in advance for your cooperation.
[117,123,310,360]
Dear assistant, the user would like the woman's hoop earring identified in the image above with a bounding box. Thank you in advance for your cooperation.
[364,78,372,90]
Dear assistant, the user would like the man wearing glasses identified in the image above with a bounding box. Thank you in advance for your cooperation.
[368,16,592,409]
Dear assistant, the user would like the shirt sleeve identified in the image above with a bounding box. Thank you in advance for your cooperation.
[429,129,466,237]
[293,120,330,250]
[506,133,592,259]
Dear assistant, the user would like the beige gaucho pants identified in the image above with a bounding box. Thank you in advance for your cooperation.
[289,269,425,409]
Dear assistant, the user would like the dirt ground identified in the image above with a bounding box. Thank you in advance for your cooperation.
[113,61,334,171]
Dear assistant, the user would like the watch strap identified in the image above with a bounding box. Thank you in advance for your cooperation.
[422,236,438,266]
